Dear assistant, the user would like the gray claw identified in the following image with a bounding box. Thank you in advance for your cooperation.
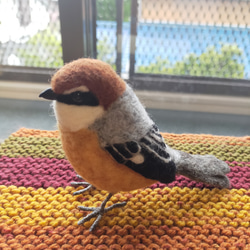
[71,175,93,195]
[73,184,93,195]
[78,193,127,232]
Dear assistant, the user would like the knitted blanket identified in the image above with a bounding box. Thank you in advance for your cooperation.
[0,128,249,249]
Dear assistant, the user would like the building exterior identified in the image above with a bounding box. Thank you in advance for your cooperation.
[140,0,250,26]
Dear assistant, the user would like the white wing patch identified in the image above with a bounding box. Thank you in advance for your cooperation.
[105,125,176,184]
[130,154,144,164]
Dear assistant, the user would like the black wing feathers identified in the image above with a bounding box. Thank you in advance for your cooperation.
[105,125,176,184]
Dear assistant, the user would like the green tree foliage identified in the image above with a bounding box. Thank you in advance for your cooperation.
[97,36,116,69]
[17,29,115,69]
[137,44,244,79]
[97,0,131,22]
[17,28,63,68]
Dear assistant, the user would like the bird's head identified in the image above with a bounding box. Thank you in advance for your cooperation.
[39,58,126,132]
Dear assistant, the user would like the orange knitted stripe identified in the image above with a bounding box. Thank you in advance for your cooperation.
[0,223,249,250]
[11,128,59,138]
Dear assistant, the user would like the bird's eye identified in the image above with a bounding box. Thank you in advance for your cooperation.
[56,90,99,106]
[72,91,84,104]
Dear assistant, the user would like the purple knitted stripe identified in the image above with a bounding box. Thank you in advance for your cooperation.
[0,157,249,189]
[0,156,77,188]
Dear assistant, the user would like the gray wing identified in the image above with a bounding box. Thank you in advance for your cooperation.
[105,125,176,184]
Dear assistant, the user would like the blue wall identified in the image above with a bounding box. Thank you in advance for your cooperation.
[97,21,250,79]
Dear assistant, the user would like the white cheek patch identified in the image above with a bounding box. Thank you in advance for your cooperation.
[53,101,105,132]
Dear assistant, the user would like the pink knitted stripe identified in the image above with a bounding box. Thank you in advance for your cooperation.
[0,156,249,189]
[0,156,77,188]
[152,161,250,190]
[152,165,250,190]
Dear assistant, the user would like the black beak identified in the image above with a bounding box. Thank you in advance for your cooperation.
[39,88,58,100]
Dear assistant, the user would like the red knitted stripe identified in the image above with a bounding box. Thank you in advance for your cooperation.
[0,156,77,188]
[0,156,249,189]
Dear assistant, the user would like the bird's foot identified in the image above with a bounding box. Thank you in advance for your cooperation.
[71,175,93,195]
[78,193,127,232]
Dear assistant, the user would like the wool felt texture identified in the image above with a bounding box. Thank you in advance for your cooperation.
[0,128,250,249]
[46,58,230,192]
[51,58,126,110]
[175,151,231,189]
[59,126,156,193]
[89,85,154,147]
[104,125,176,185]
[52,101,105,133]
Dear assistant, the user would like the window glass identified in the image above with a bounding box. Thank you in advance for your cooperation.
[0,0,62,68]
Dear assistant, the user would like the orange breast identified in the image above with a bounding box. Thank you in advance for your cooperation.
[59,128,156,193]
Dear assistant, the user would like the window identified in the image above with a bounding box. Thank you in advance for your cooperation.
[0,0,249,96]
[0,0,249,135]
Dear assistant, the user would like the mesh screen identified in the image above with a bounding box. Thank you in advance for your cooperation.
[96,0,131,74]
[0,0,63,68]
[135,0,250,79]
[1,0,249,80]
[96,0,117,69]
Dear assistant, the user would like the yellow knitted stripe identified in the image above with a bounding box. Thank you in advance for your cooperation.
[0,185,249,229]
[162,133,250,146]
[0,136,65,159]
[1,135,249,162]
[11,128,250,147]
[11,128,250,143]
[166,142,250,162]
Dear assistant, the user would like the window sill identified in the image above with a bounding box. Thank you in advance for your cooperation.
[0,80,249,116]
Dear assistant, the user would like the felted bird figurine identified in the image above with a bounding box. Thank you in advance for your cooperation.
[39,58,230,232]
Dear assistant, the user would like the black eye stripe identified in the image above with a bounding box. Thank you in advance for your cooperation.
[72,92,85,103]
[56,91,99,106]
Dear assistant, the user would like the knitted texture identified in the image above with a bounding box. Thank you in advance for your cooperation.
[0,128,249,249]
